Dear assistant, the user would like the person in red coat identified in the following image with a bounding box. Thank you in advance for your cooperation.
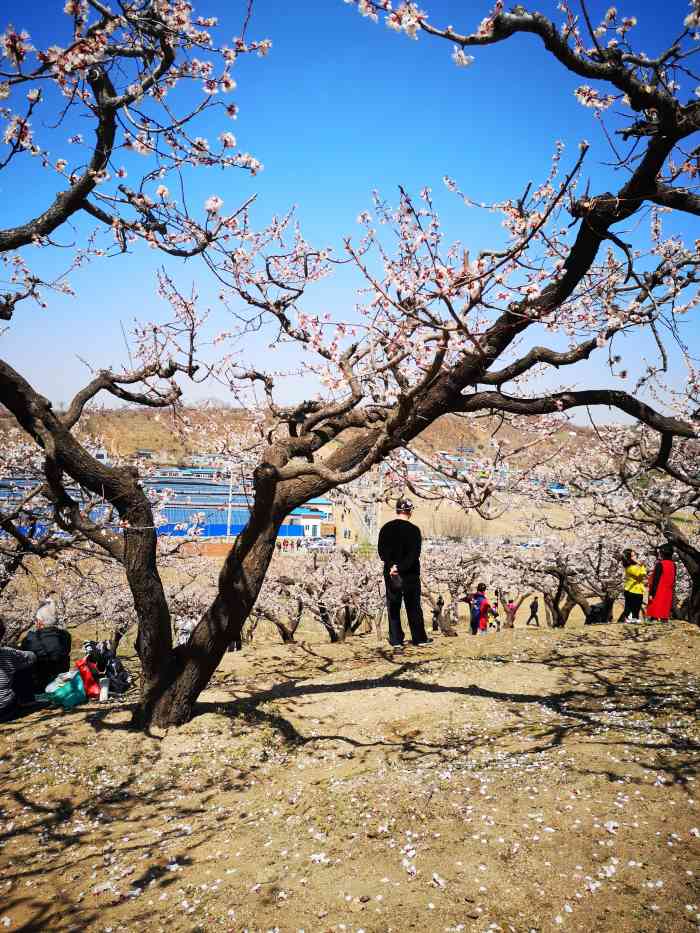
[646,543,676,622]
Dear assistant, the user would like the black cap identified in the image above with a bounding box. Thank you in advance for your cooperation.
[396,497,414,513]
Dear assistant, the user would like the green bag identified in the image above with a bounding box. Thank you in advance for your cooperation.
[46,670,86,709]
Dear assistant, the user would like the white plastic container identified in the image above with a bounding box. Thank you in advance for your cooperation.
[99,677,110,702]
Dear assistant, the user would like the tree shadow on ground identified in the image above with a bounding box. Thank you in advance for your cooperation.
[0,706,269,931]
[1,623,697,929]
[195,623,700,789]
[0,751,252,931]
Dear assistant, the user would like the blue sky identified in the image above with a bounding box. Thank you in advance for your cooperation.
[1,0,697,415]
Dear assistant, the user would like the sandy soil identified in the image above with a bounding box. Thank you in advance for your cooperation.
[1,619,699,933]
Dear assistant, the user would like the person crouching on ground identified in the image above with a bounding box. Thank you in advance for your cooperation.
[377,498,432,649]
[0,619,37,722]
[20,597,71,694]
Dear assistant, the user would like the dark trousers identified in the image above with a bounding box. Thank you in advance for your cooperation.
[0,668,36,721]
[385,573,428,646]
[619,591,643,622]
[14,667,36,703]
[33,656,70,694]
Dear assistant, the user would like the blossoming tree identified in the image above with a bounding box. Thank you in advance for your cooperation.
[551,423,700,622]
[0,0,699,725]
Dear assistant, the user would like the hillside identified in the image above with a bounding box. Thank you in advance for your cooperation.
[0,405,594,466]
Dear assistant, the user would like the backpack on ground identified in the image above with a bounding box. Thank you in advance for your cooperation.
[105,655,133,694]
[40,670,86,709]
[82,639,133,694]
[44,671,75,694]
[75,657,101,699]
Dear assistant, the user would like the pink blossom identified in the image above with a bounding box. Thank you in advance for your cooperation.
[205,195,223,214]
[0,25,32,64]
[452,46,474,67]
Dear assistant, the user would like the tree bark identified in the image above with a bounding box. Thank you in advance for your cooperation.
[122,517,178,726]
[660,524,700,627]
[686,580,700,627]
[262,603,302,644]
[143,501,284,727]
[271,621,297,643]
[544,582,576,628]
[317,601,340,642]
[676,555,700,626]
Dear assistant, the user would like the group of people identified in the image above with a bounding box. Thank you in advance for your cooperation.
[0,511,679,716]
[275,538,305,553]
[0,598,72,722]
[619,544,676,623]
[377,497,536,647]
[378,497,678,647]
[463,586,540,635]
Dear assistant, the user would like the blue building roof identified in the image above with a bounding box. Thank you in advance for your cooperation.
[0,471,333,540]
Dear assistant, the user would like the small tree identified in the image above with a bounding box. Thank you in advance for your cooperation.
[552,425,700,623]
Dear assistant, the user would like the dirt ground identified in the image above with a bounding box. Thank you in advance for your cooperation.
[1,617,699,933]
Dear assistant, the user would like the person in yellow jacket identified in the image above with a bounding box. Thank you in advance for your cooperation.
[617,548,646,623]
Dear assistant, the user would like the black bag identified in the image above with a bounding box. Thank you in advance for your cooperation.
[82,640,109,672]
[106,656,133,694]
[388,573,403,593]
[83,639,133,693]
[585,599,612,625]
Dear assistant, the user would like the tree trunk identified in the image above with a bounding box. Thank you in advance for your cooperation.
[317,601,340,642]
[557,596,577,627]
[687,579,700,626]
[374,609,385,646]
[677,570,700,626]
[122,520,179,727]
[544,583,576,628]
[244,616,259,643]
[271,619,297,643]
[543,595,555,628]
[141,505,283,727]
[433,599,457,636]
[662,525,700,626]
[335,603,361,640]
[675,543,700,627]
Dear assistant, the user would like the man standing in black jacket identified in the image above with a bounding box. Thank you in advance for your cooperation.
[377,498,432,648]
